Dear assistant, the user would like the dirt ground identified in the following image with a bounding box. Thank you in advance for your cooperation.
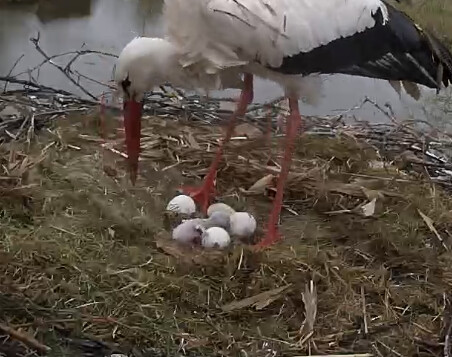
[1,105,452,357]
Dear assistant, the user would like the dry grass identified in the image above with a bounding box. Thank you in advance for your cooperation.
[0,0,451,354]
[0,108,452,356]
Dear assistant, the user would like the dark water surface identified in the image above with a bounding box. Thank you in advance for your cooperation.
[1,0,450,124]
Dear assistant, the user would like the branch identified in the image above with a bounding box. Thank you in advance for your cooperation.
[13,49,117,80]
[30,33,98,100]
[64,49,117,73]
[445,297,452,357]
[73,70,116,90]
[2,54,25,93]
[0,321,51,354]
[0,76,74,96]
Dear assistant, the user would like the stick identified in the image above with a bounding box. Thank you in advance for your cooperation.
[0,322,51,354]
[361,286,369,335]
[2,54,25,93]
[64,49,117,73]
[30,33,98,100]
[0,76,73,96]
[445,318,452,357]
[74,70,116,89]
[13,49,117,80]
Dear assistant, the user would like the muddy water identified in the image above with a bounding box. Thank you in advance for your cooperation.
[0,0,450,123]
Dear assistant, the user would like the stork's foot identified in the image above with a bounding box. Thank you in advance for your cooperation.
[178,184,216,215]
[255,225,282,248]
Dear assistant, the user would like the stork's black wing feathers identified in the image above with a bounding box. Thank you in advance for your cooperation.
[269,2,452,90]
[422,29,452,87]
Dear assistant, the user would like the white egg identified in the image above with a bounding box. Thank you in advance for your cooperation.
[201,227,231,249]
[229,212,257,238]
[172,220,202,244]
[207,203,235,217]
[166,194,196,215]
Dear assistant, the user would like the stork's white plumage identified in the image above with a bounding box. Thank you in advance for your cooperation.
[163,0,389,89]
[115,0,452,248]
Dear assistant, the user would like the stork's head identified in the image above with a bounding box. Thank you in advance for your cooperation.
[115,37,179,184]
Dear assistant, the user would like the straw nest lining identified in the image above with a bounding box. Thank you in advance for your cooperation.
[1,93,452,357]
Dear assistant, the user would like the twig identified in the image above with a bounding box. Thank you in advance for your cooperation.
[0,76,73,96]
[14,116,29,140]
[2,54,25,93]
[361,286,369,335]
[64,49,117,73]
[418,209,449,251]
[377,339,403,357]
[343,172,452,188]
[30,33,98,100]
[73,70,116,89]
[0,321,51,354]
[445,317,452,357]
[26,113,35,146]
[13,51,77,78]
[13,49,117,80]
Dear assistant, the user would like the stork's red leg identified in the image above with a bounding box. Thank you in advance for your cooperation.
[256,96,302,248]
[264,105,275,165]
[179,74,254,214]
[264,105,273,143]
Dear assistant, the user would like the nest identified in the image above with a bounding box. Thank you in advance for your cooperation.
[1,90,452,357]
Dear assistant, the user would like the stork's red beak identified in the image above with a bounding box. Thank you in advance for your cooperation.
[123,100,143,185]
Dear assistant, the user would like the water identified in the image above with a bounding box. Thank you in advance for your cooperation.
[0,0,449,123]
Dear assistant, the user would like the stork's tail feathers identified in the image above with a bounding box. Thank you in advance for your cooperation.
[401,80,421,100]
[337,4,452,92]
[388,80,421,100]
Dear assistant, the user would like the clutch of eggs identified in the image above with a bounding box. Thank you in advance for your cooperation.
[207,203,257,239]
[168,198,256,249]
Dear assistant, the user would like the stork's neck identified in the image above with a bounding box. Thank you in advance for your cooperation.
[127,37,238,93]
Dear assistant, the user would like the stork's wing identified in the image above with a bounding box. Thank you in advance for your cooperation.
[164,0,452,90]
[164,0,388,70]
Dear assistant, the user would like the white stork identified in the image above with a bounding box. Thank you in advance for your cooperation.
[115,0,452,247]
